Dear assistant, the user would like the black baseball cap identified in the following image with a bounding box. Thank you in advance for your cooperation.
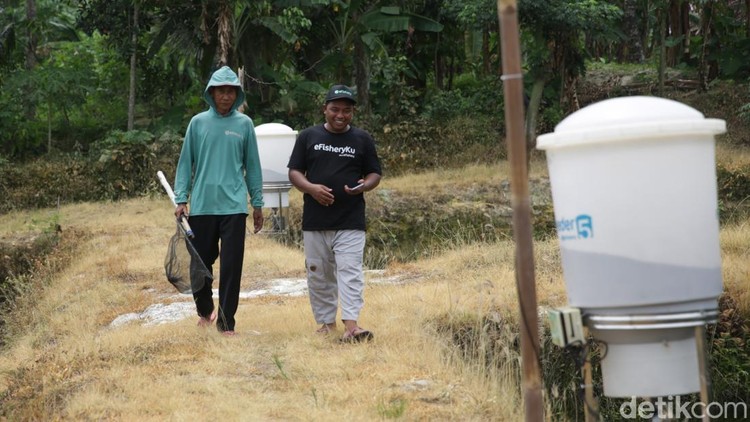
[325,85,357,104]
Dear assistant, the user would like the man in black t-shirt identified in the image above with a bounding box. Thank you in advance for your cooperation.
[287,84,382,342]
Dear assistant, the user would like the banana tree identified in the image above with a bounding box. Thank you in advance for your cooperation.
[322,0,443,112]
[0,0,80,151]
[518,0,621,156]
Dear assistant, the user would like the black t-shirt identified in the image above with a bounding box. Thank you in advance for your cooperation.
[287,124,382,231]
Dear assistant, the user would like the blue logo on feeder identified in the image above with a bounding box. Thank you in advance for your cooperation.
[556,214,593,240]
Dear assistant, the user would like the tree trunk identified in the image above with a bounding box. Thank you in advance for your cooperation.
[496,32,502,75]
[217,0,232,67]
[658,6,666,96]
[447,55,455,90]
[525,78,545,156]
[24,0,37,121]
[434,33,444,90]
[482,29,491,76]
[665,0,690,66]
[698,1,714,91]
[199,1,217,78]
[644,0,655,58]
[127,2,138,131]
[680,0,690,62]
[666,0,680,66]
[623,0,644,62]
[47,100,52,152]
[353,36,370,114]
[25,0,37,69]
[464,30,472,67]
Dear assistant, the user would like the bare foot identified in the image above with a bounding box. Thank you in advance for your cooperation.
[197,310,217,327]
[315,323,337,335]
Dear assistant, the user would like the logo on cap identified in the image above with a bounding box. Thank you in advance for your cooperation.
[326,85,357,103]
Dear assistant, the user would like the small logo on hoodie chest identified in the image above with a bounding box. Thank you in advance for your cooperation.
[224,130,242,139]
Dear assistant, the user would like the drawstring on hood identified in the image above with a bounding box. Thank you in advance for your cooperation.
[203,66,246,115]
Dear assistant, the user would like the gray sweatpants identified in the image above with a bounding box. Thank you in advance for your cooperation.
[303,230,366,324]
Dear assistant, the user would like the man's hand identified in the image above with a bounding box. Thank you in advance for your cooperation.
[344,180,365,195]
[252,208,264,233]
[310,184,335,206]
[175,203,188,219]
[288,169,334,206]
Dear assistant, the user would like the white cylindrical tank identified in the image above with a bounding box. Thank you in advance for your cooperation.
[537,96,726,397]
[255,123,297,208]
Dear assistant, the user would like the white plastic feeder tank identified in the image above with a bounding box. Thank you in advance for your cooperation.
[255,123,298,232]
[536,96,726,398]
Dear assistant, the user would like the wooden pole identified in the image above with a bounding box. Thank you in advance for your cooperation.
[583,328,599,422]
[497,1,544,421]
[583,355,596,422]
[695,325,710,422]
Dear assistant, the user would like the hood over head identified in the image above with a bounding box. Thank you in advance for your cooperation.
[203,66,246,114]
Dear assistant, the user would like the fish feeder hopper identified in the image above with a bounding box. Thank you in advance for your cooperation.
[537,96,726,398]
[255,123,297,233]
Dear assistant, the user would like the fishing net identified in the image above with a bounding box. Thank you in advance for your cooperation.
[164,222,213,294]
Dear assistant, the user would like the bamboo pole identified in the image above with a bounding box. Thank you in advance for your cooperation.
[583,354,596,422]
[695,325,710,422]
[496,1,544,421]
[583,328,599,422]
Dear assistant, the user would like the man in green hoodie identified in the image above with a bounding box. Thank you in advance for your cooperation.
[173,66,264,336]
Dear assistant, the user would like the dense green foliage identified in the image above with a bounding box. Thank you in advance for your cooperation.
[2,3,750,413]
[2,0,750,160]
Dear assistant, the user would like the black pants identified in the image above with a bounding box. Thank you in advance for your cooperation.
[189,214,247,331]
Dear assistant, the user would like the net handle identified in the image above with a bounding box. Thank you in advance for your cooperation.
[157,171,194,238]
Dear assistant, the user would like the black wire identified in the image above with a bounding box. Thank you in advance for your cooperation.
[563,337,609,421]
[591,337,608,361]
[515,295,612,419]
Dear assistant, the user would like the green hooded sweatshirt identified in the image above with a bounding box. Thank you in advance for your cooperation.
[174,66,264,215]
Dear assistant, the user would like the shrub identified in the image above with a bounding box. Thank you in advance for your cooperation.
[716,162,750,223]
[423,76,506,122]
[432,293,750,421]
[89,129,183,200]
[0,156,96,212]
[708,293,750,405]
[282,180,549,268]
[0,129,184,211]
[376,117,443,175]
[0,221,62,346]
[376,115,505,176]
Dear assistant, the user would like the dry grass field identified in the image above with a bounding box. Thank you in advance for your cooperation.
[0,153,748,420]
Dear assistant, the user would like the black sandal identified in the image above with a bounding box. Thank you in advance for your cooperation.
[340,327,374,343]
